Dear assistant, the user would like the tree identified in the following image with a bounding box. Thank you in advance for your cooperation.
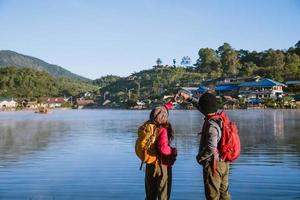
[217,43,240,77]
[295,40,300,49]
[196,48,221,78]
[180,56,192,67]
[172,59,176,68]
[156,58,162,67]
[217,42,232,55]
[295,40,300,56]
[262,49,285,81]
[239,62,257,77]
[284,53,300,80]
[0,67,97,98]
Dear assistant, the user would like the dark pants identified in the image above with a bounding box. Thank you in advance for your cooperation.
[203,161,231,200]
[145,163,172,200]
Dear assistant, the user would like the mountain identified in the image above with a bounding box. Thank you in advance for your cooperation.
[0,50,89,81]
[0,67,98,98]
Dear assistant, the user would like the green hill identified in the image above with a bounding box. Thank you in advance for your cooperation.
[0,50,89,81]
[97,67,204,104]
[95,40,300,106]
[0,67,98,98]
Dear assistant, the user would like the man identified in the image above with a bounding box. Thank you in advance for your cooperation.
[180,92,231,200]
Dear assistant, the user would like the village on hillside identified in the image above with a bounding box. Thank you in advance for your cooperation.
[1,76,300,111]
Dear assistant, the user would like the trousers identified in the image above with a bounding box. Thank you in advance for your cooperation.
[145,163,172,200]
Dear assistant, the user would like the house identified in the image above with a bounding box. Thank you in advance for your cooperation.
[286,80,300,86]
[40,97,66,108]
[239,78,286,103]
[181,86,208,94]
[0,98,17,109]
[133,101,147,109]
[216,76,261,85]
[215,77,260,97]
[75,99,95,109]
[215,85,240,97]
[20,99,40,109]
[79,92,94,98]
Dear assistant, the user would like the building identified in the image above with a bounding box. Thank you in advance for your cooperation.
[40,97,66,108]
[20,99,39,109]
[215,77,261,97]
[181,86,208,96]
[239,78,286,103]
[216,85,240,97]
[75,98,96,109]
[0,98,17,108]
[133,101,147,109]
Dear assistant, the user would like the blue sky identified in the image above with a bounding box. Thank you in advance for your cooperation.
[0,0,299,79]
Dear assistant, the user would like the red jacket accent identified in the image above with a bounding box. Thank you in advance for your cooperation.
[164,101,174,110]
[157,128,177,167]
[156,100,176,167]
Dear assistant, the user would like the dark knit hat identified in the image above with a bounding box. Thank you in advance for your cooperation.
[198,92,217,115]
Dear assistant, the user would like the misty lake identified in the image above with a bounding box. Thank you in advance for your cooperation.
[0,109,299,200]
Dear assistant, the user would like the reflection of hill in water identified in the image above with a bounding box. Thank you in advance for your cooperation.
[170,110,300,156]
[0,121,69,162]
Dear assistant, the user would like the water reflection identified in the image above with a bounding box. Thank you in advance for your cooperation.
[170,110,300,155]
[0,119,69,164]
[0,109,298,200]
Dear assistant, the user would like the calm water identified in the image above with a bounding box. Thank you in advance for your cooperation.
[0,109,299,200]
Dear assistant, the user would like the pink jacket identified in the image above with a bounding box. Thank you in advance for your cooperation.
[156,101,177,167]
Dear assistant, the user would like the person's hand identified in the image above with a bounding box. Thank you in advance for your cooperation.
[179,92,191,101]
[170,95,176,103]
[171,147,177,157]
[170,147,177,165]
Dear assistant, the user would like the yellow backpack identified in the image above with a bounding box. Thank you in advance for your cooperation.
[135,120,159,169]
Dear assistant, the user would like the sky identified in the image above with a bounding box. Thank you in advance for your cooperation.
[0,0,300,79]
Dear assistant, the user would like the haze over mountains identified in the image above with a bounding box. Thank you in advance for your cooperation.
[0,50,89,81]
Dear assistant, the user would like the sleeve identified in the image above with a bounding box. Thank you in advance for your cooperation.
[157,128,172,155]
[187,97,201,111]
[197,125,218,162]
[164,101,174,110]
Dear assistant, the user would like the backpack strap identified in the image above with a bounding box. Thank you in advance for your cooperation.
[207,117,223,177]
[207,119,222,142]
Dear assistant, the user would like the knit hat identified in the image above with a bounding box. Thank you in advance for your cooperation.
[198,92,217,115]
[150,106,169,125]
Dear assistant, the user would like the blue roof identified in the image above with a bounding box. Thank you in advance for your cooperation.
[216,85,239,91]
[286,80,300,85]
[239,79,286,87]
[0,97,16,101]
[196,86,209,93]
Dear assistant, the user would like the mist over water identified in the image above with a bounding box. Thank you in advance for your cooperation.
[0,109,299,199]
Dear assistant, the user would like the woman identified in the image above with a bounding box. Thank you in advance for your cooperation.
[145,101,177,200]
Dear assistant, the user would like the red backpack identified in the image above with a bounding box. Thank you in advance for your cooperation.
[209,111,241,162]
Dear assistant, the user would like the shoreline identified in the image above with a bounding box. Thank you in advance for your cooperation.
[1,107,299,113]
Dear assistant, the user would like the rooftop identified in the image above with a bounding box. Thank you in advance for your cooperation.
[216,85,239,91]
[239,79,286,87]
[286,80,300,85]
[0,97,16,101]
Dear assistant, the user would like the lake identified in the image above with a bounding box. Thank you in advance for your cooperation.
[0,109,299,200]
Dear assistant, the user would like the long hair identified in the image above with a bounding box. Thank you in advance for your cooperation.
[149,106,174,141]
[166,122,174,141]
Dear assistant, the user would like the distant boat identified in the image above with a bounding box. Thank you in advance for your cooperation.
[35,107,49,114]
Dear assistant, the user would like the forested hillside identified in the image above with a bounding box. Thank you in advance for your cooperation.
[95,41,300,104]
[0,50,89,81]
[0,67,98,98]
[194,41,300,81]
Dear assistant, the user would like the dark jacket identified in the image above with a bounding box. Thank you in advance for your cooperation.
[188,97,222,164]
